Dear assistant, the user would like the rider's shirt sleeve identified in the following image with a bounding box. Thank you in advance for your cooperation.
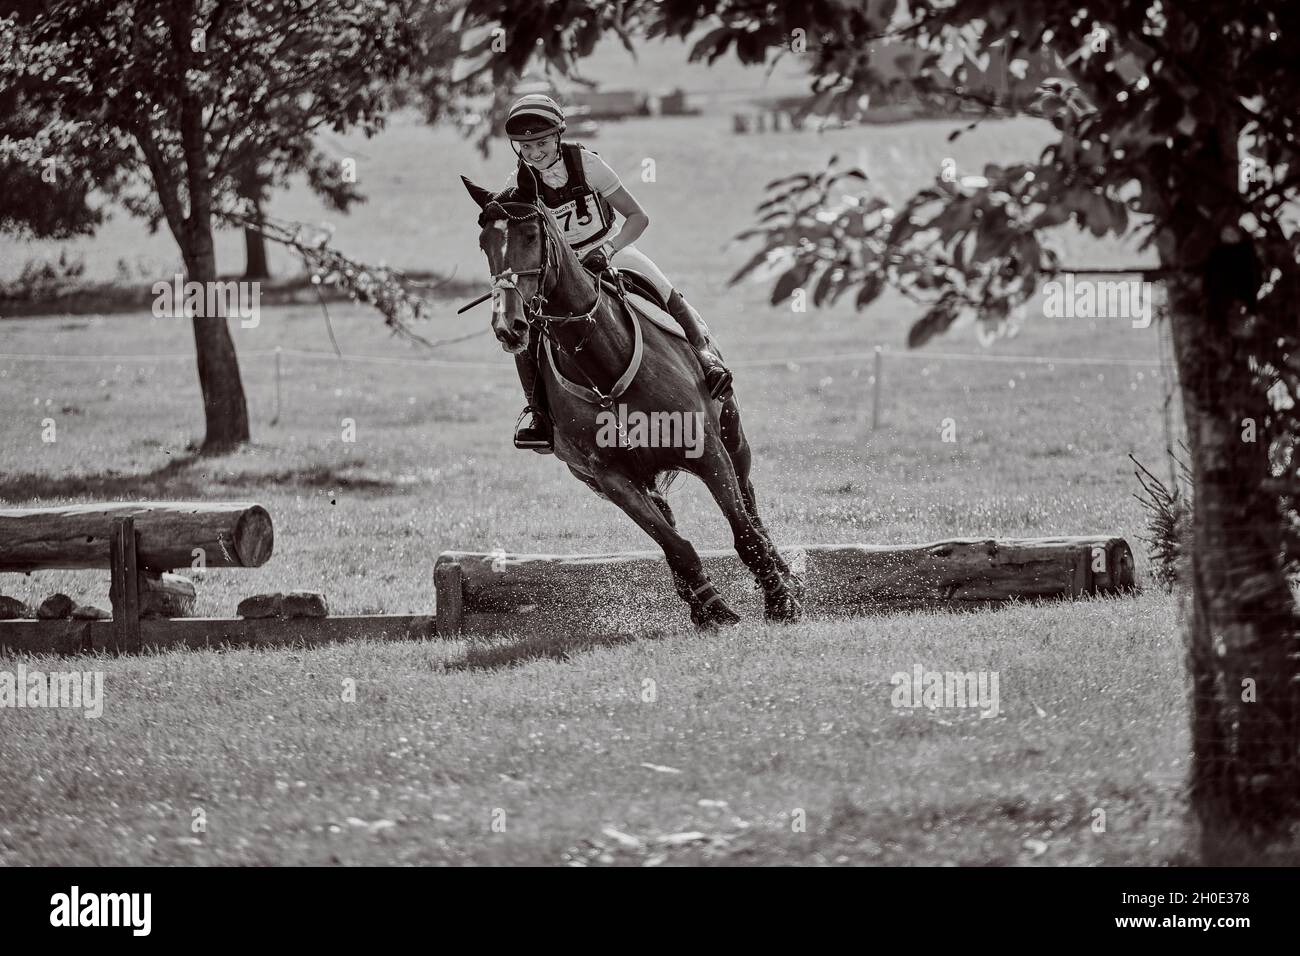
[582,151,623,198]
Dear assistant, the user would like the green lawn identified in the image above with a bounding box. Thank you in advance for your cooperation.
[0,112,1197,865]
[1,600,1189,866]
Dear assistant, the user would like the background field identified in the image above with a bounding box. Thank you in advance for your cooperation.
[0,85,1195,864]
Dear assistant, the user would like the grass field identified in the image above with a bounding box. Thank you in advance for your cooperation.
[0,108,1201,865]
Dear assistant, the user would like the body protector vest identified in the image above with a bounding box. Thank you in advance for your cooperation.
[520,143,614,249]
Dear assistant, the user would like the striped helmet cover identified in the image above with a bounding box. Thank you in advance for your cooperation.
[506,94,566,141]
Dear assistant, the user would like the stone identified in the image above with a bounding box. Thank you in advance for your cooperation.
[237,593,284,619]
[0,595,33,620]
[139,573,197,619]
[71,604,111,620]
[283,591,328,618]
[37,593,75,620]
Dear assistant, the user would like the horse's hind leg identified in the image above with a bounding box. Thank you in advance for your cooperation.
[594,471,740,629]
[691,437,802,624]
[718,396,797,587]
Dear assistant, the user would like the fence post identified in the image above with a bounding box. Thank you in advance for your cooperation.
[272,345,283,425]
[871,345,883,430]
[434,562,465,636]
[109,516,140,653]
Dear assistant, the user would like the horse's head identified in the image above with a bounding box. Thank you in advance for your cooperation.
[462,173,555,354]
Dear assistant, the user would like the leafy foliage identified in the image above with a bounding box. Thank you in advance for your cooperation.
[218,202,437,345]
[729,154,1061,347]
[0,249,85,300]
[1131,450,1193,593]
[1,1,423,248]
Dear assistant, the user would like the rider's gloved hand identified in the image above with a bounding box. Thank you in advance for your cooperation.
[582,243,615,274]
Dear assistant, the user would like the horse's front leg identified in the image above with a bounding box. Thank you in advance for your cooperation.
[591,469,740,629]
[691,445,803,624]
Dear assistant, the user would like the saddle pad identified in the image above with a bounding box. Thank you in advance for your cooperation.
[595,267,687,341]
[623,293,686,340]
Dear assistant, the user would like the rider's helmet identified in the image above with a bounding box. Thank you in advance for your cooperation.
[505,94,567,143]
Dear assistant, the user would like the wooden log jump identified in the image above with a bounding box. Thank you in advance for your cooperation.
[0,501,273,572]
[0,501,275,653]
[1,504,1136,654]
[0,501,434,656]
[433,536,1136,636]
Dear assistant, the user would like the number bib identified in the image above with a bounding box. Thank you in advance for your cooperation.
[551,192,610,247]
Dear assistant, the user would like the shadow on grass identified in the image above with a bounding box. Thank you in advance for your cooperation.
[441,627,680,673]
[0,455,401,504]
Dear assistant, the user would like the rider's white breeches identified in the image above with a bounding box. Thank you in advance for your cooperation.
[607,243,675,300]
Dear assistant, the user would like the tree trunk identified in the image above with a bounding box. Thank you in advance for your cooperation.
[182,210,251,452]
[238,164,271,279]
[127,4,250,453]
[243,202,270,279]
[1166,265,1300,862]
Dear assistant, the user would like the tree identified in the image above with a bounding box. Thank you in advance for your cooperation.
[228,125,365,280]
[1,0,423,451]
[454,0,1300,857]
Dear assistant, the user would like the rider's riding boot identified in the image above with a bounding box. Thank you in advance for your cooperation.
[513,349,553,453]
[665,289,734,400]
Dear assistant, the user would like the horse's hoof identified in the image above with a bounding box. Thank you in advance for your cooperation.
[764,593,803,624]
[695,601,741,630]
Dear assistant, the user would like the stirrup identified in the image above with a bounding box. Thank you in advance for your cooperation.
[513,406,553,453]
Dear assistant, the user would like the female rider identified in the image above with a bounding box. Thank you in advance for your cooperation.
[502,93,732,450]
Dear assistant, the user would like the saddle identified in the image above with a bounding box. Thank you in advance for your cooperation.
[587,265,687,341]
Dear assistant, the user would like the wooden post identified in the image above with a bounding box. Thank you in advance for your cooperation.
[272,346,283,426]
[871,345,883,430]
[434,562,464,637]
[109,516,141,653]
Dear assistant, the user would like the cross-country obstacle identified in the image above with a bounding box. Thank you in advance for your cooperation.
[433,537,1136,637]
[0,501,1136,654]
[0,502,432,654]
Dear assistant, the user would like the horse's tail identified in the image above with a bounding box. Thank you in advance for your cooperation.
[655,470,681,497]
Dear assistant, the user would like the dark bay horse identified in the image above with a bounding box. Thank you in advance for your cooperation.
[461,173,802,628]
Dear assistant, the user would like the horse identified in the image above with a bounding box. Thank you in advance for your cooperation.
[461,172,803,628]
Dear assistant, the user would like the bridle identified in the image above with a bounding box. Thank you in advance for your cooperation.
[484,200,603,346]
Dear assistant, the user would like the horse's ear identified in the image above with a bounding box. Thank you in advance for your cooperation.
[515,162,539,203]
[461,175,495,210]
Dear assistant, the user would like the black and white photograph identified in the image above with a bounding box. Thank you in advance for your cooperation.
[0,0,1296,911]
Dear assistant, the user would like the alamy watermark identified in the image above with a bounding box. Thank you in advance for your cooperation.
[595,404,705,458]
[50,886,150,935]
[890,664,1000,718]
[1042,275,1151,328]
[152,274,261,328]
[0,664,103,718]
